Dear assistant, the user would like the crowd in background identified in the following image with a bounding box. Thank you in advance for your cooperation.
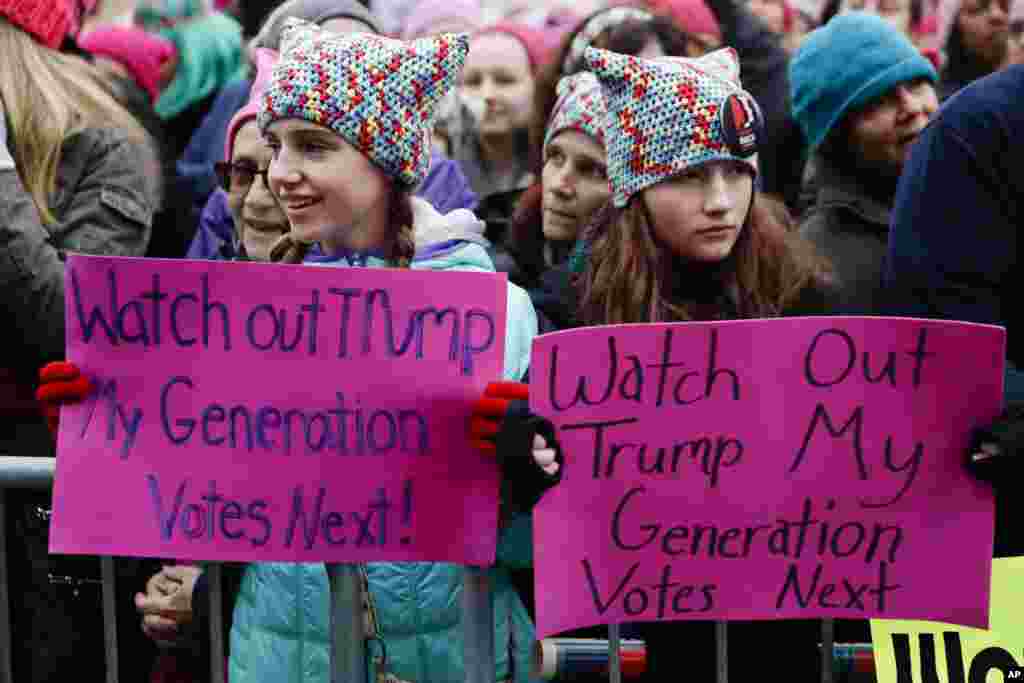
[3,0,1023,681]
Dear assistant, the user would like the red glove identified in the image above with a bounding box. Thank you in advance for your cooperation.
[36,361,93,438]
[469,381,530,456]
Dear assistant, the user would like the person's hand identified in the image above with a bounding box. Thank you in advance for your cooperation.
[968,405,1024,484]
[135,566,202,643]
[470,381,530,455]
[470,381,561,476]
[470,381,563,513]
[36,361,93,438]
[532,433,560,477]
[136,568,182,644]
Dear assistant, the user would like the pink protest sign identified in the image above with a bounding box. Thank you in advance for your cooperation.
[530,318,1004,637]
[50,254,508,565]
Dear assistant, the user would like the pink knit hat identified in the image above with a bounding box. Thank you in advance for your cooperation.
[79,26,178,102]
[648,0,722,41]
[474,22,551,73]
[225,48,278,163]
[0,0,74,48]
[402,0,483,39]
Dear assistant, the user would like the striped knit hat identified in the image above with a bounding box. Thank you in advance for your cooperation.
[585,46,763,208]
[544,72,608,151]
[258,18,469,189]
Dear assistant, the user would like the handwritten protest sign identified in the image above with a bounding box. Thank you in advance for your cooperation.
[50,254,508,565]
[871,557,1024,683]
[529,318,1004,637]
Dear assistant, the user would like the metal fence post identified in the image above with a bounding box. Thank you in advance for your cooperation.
[0,457,56,683]
[326,563,368,683]
[208,564,226,683]
[715,621,728,683]
[462,566,494,683]
[820,619,835,683]
[0,487,11,683]
[608,623,622,683]
[101,557,119,683]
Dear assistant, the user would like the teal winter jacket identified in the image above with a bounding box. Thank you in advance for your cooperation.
[228,198,540,683]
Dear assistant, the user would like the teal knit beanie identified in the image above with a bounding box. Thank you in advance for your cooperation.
[789,12,938,151]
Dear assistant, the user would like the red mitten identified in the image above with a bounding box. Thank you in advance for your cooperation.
[469,381,530,455]
[36,361,93,438]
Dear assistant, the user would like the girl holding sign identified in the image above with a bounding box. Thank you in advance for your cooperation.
[246,19,552,683]
[543,46,831,681]
[571,46,829,327]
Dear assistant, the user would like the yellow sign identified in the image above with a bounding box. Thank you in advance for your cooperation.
[871,557,1024,683]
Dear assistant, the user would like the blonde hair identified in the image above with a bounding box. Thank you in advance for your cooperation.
[0,17,151,224]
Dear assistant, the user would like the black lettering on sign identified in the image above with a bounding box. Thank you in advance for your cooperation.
[803,327,934,390]
[581,558,716,618]
[791,404,925,507]
[891,631,1021,683]
[775,561,901,612]
[547,328,742,412]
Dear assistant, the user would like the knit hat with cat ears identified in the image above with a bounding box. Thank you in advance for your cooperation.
[585,46,763,208]
[258,18,469,189]
[544,71,608,151]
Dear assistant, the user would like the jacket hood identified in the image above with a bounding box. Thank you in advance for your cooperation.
[410,197,495,272]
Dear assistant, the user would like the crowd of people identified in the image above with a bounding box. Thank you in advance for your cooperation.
[2,0,1022,681]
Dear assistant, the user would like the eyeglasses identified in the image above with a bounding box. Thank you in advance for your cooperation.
[215,161,271,194]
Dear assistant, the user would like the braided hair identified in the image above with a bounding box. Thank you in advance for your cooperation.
[389,185,416,268]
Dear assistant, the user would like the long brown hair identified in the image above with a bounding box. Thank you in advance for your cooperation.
[578,192,830,325]
[270,184,416,267]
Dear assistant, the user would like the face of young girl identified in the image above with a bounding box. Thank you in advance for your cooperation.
[265,119,390,252]
[227,121,288,261]
[460,33,535,136]
[541,130,610,242]
[642,161,755,264]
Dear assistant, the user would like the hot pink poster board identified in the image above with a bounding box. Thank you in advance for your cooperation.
[529,318,1004,636]
[50,254,508,565]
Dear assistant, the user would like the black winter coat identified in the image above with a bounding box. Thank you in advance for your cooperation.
[0,126,161,683]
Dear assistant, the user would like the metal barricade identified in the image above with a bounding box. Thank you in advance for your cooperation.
[600,619,839,683]
[0,456,57,683]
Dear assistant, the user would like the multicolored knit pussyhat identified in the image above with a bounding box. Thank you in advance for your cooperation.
[258,18,469,190]
[543,72,608,151]
[584,46,763,208]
